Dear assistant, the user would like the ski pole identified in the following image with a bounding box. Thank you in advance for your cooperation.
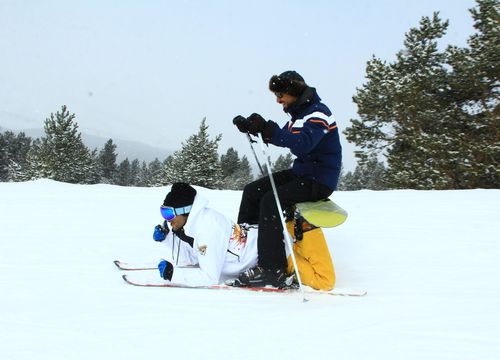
[245,133,265,176]
[256,133,308,302]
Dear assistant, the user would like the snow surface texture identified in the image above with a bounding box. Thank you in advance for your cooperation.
[1,180,499,360]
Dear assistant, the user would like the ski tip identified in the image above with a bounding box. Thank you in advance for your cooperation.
[121,274,135,285]
[113,260,121,268]
[121,274,137,286]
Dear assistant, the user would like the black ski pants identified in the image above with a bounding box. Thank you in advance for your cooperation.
[237,169,333,270]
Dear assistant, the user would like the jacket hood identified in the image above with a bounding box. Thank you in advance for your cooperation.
[183,192,209,235]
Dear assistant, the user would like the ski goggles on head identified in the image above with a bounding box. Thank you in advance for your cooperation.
[160,205,193,221]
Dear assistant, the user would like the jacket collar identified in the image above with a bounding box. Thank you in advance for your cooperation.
[285,87,321,117]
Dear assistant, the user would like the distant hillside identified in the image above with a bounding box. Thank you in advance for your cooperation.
[1,127,173,163]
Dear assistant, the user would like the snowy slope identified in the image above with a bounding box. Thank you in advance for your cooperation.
[0,180,499,360]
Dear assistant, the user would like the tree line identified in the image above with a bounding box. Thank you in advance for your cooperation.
[0,106,293,189]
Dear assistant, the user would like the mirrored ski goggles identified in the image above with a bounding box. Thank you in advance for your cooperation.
[160,205,193,221]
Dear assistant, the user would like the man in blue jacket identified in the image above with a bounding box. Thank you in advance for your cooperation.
[232,70,342,287]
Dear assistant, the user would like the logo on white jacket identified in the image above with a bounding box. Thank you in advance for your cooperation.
[197,244,207,255]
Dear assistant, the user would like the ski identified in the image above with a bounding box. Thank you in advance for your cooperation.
[113,260,198,271]
[121,274,367,297]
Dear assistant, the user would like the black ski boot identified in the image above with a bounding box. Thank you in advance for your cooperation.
[230,265,288,288]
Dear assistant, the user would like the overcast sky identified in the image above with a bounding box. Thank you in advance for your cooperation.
[0,0,477,171]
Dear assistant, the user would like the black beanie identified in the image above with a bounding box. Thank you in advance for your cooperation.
[163,182,197,208]
[269,70,308,97]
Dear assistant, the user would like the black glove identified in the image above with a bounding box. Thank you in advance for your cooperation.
[262,120,278,143]
[246,113,267,135]
[233,115,250,133]
[233,113,277,141]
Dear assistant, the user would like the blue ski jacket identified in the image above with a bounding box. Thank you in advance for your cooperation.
[269,87,342,190]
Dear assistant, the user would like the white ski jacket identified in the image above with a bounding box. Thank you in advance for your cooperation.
[160,192,258,286]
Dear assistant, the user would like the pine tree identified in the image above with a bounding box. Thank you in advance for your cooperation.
[20,139,42,181]
[346,13,451,189]
[272,153,294,172]
[98,139,118,184]
[344,3,499,189]
[0,131,32,181]
[220,148,254,189]
[337,170,357,191]
[130,159,141,186]
[445,0,500,188]
[163,118,223,189]
[338,154,387,190]
[116,158,131,186]
[0,133,7,180]
[220,148,240,179]
[137,161,149,187]
[231,155,254,190]
[33,105,93,183]
[254,153,293,179]
[85,148,101,184]
[147,157,164,186]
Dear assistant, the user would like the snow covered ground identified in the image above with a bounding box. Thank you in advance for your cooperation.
[0,180,499,360]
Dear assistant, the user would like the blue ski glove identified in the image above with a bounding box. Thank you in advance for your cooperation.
[153,221,169,241]
[158,259,174,281]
